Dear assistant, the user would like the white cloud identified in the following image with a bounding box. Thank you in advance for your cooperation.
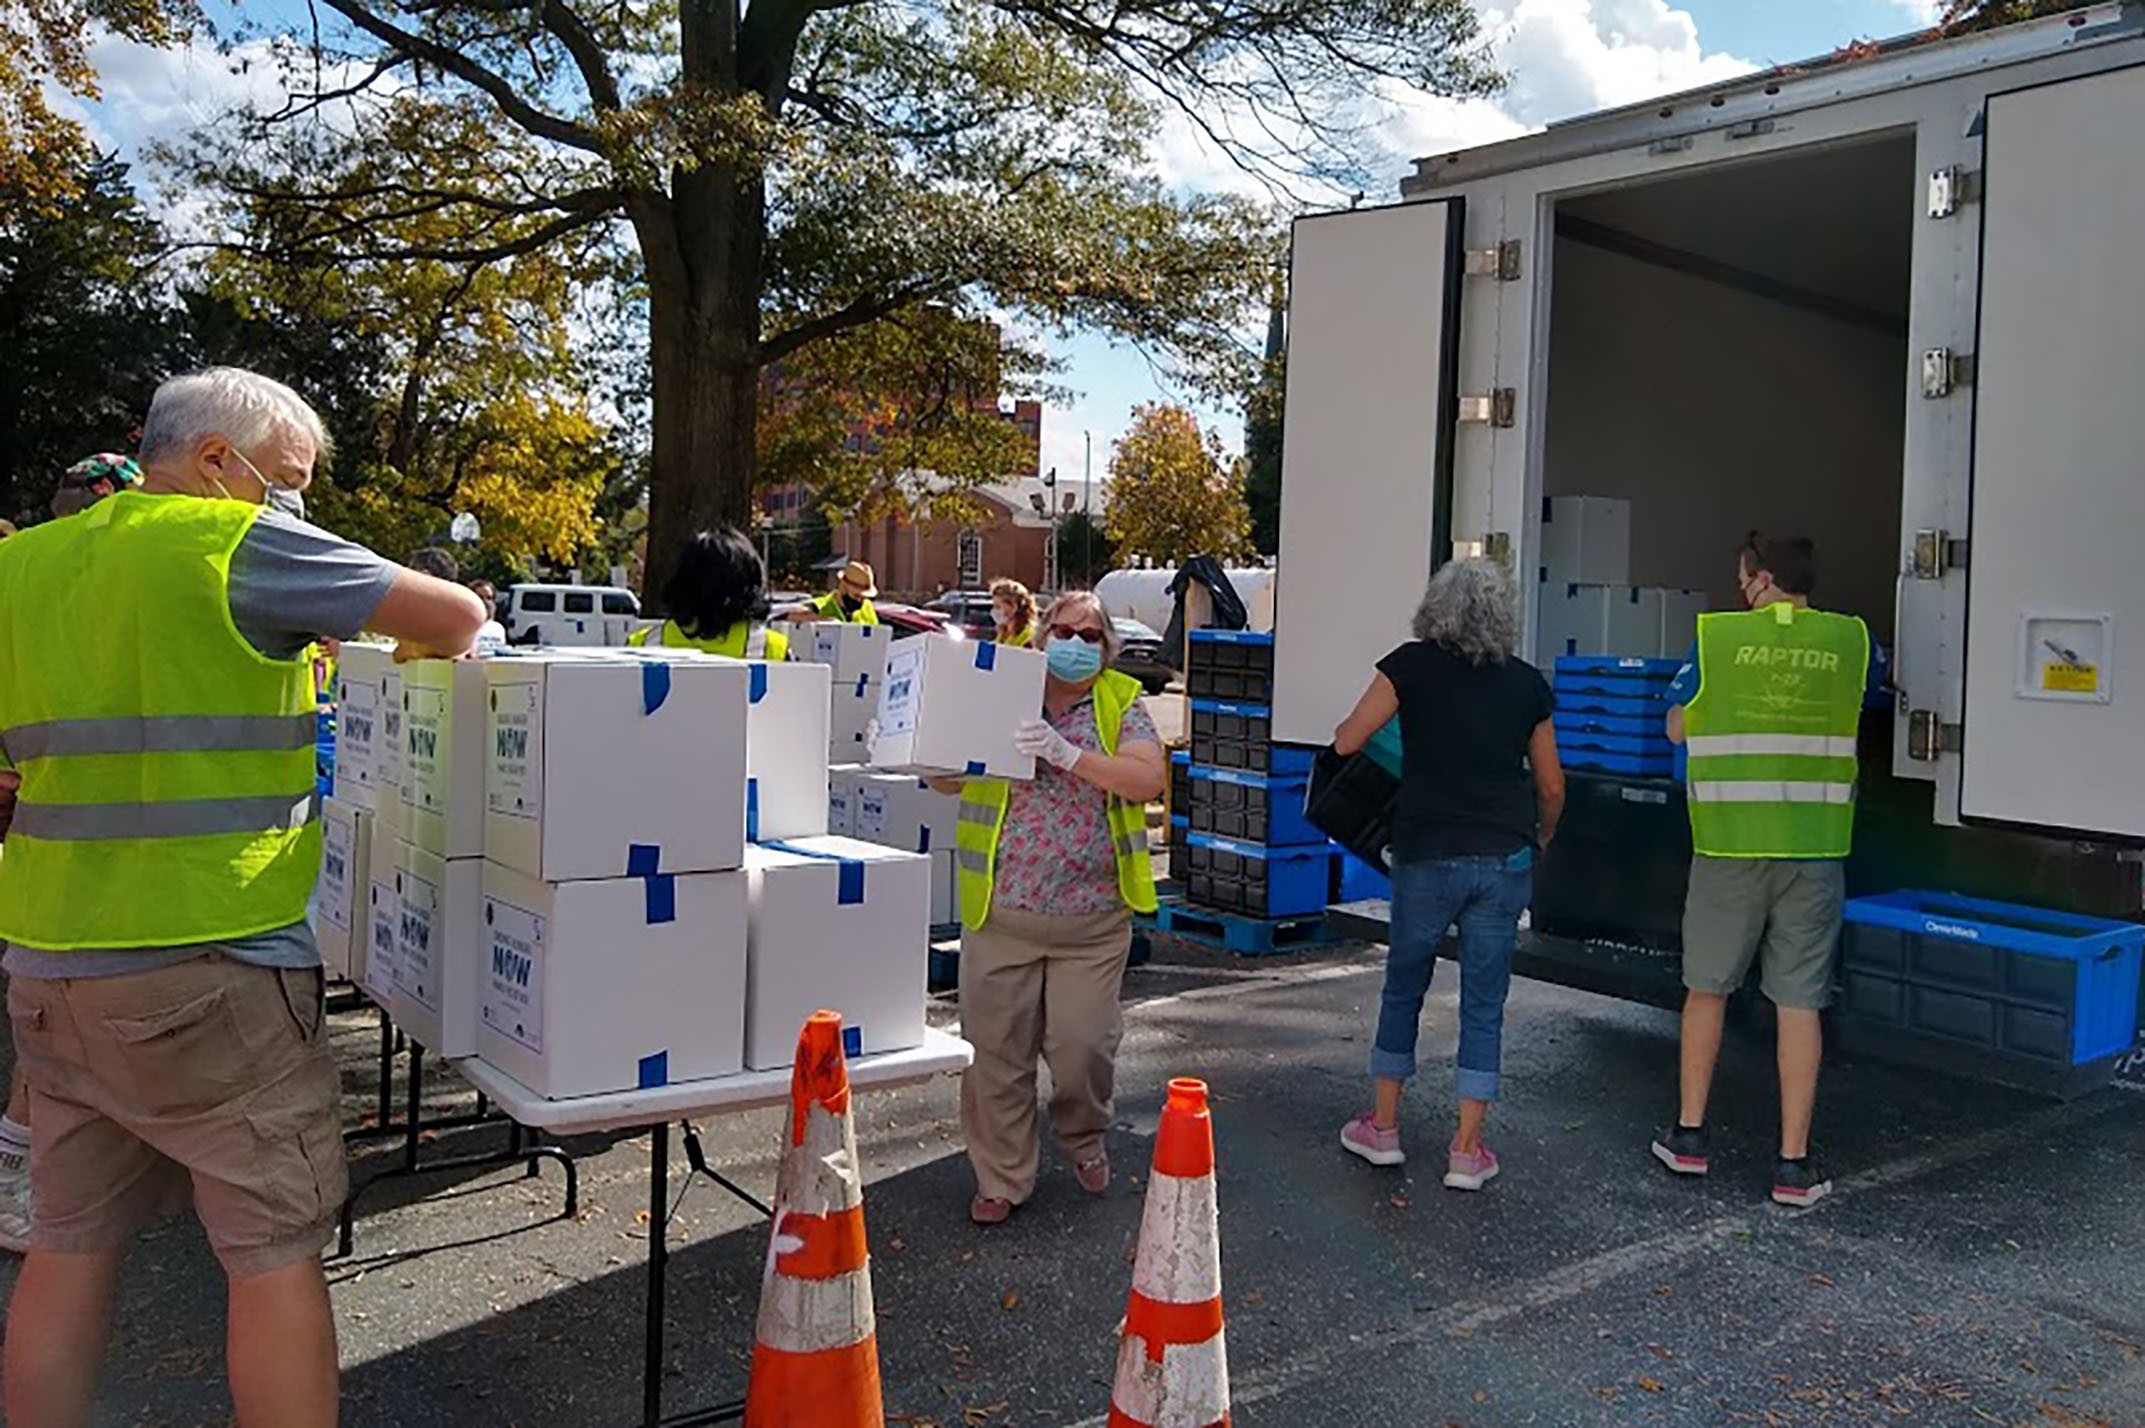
[1885,0,1945,24]
[1480,0,1759,126]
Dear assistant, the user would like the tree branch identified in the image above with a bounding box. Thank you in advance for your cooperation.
[318,0,606,152]
[760,281,947,365]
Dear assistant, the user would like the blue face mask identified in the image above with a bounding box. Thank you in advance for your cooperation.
[1046,634,1104,683]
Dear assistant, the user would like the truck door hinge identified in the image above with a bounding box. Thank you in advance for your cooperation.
[1921,348,1975,398]
[1910,529,1968,579]
[1457,389,1517,428]
[1928,165,1978,219]
[1906,709,1964,762]
[1464,241,1524,281]
[1481,531,1513,568]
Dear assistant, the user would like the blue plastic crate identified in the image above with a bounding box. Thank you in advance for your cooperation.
[1554,711,1662,738]
[1187,765,1322,847]
[1338,850,1391,903]
[1559,730,1674,758]
[1558,748,1675,779]
[1842,891,2145,1066]
[1188,629,1274,647]
[1555,690,1670,718]
[1183,832,1334,918]
[1555,655,1684,679]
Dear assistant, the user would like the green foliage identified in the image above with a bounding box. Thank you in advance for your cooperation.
[1055,510,1116,587]
[1242,275,1285,556]
[2,0,191,207]
[1104,403,1253,566]
[1937,0,2097,29]
[0,152,177,526]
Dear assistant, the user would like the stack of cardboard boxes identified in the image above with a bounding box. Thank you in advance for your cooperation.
[1535,496,1707,661]
[317,621,1049,1101]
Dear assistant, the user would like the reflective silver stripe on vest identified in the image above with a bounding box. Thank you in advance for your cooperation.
[957,801,998,827]
[1686,781,1853,805]
[12,791,318,842]
[745,627,768,659]
[1113,830,1147,858]
[1,714,317,762]
[955,848,992,875]
[1684,734,1857,759]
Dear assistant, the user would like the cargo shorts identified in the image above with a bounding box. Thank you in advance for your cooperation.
[6,954,348,1279]
[1681,855,1846,1010]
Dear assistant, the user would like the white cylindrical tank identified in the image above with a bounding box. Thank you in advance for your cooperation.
[1095,567,1276,634]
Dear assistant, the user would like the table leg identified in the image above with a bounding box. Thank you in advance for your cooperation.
[645,1120,670,1427]
[403,1042,426,1173]
[376,1007,396,1124]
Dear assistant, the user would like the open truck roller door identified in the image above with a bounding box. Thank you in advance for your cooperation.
[1274,4,2145,1073]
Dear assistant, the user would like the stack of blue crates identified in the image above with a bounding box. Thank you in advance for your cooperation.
[1180,631,1333,920]
[1552,655,1679,780]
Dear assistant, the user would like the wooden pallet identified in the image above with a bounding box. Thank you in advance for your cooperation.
[1141,899,1338,955]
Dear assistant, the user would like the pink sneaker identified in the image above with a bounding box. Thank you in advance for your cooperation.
[1340,1112,1404,1167]
[1443,1142,1500,1191]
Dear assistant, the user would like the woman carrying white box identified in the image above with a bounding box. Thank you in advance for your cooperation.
[939,591,1165,1226]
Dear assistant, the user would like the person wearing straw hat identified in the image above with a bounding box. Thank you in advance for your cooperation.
[799,559,880,624]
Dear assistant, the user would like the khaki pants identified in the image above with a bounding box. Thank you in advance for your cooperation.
[958,905,1132,1203]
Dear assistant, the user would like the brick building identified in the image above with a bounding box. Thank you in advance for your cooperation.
[829,474,1099,599]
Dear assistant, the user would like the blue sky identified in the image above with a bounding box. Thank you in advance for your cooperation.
[72,0,1937,480]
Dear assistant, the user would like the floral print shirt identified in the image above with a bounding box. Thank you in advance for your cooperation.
[991,692,1159,916]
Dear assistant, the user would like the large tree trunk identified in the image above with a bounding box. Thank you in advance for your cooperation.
[635,161,765,605]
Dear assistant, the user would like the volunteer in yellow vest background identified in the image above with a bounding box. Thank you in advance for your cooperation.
[939,590,1161,1227]
[628,525,790,659]
[989,577,1036,647]
[797,558,879,624]
[0,367,486,1427]
[1653,534,1871,1210]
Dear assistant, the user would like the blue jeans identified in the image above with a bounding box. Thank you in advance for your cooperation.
[1372,849,1533,1102]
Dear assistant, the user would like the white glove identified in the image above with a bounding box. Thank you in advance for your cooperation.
[1015,717,1081,772]
[863,717,881,765]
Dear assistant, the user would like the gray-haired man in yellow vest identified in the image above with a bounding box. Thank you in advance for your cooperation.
[1652,534,1869,1209]
[0,368,485,1427]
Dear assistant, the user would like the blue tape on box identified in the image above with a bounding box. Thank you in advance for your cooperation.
[641,661,670,715]
[843,1025,863,1058]
[974,641,996,671]
[638,1050,669,1089]
[966,760,985,776]
[917,826,930,854]
[627,844,660,877]
[767,841,869,906]
[749,663,768,704]
[853,674,869,698]
[746,778,760,842]
[626,843,676,924]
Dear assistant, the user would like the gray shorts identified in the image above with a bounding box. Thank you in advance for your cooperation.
[1681,856,1845,1010]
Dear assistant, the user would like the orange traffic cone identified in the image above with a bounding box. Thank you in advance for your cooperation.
[1108,1078,1231,1428]
[743,1010,884,1428]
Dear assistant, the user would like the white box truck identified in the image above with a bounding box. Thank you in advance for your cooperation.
[1274,7,2145,1027]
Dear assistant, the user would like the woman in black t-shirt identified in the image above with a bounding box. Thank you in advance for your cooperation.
[1331,558,1565,1191]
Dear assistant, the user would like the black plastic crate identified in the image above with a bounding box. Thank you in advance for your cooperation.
[1532,772,1690,951]
[1187,769,1320,846]
[1169,752,1192,814]
[1187,666,1276,703]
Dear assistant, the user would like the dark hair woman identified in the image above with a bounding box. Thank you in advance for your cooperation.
[629,527,788,659]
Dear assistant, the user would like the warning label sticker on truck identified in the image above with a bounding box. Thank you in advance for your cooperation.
[2042,662,2099,694]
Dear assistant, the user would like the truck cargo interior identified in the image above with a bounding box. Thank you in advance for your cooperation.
[1539,134,1916,654]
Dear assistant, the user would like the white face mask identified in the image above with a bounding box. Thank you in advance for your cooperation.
[210,446,274,505]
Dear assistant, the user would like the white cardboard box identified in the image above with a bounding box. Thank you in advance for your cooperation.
[743,837,931,1070]
[873,637,1045,779]
[317,796,371,981]
[826,765,865,838]
[829,675,878,763]
[331,643,394,809]
[854,773,959,858]
[1604,587,1665,658]
[1539,496,1632,588]
[400,658,489,859]
[930,847,956,926]
[391,841,483,1058]
[1536,583,1664,660]
[744,659,831,842]
[476,863,748,1099]
[379,666,404,801]
[361,813,403,1009]
[485,653,749,881]
[1659,589,1708,657]
[805,622,891,685]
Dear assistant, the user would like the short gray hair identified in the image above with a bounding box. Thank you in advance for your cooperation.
[1041,589,1120,663]
[1412,558,1518,666]
[138,367,333,471]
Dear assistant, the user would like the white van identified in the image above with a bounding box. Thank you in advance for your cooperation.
[498,584,642,647]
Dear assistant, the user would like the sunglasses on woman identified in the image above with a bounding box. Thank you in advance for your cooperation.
[1049,623,1104,644]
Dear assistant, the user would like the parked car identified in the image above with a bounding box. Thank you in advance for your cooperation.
[1113,617,1173,694]
[500,583,641,646]
[924,590,999,640]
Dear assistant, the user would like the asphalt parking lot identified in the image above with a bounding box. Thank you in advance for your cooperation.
[4,938,2142,1427]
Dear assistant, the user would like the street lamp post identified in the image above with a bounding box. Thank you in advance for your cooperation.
[1082,430,1093,586]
